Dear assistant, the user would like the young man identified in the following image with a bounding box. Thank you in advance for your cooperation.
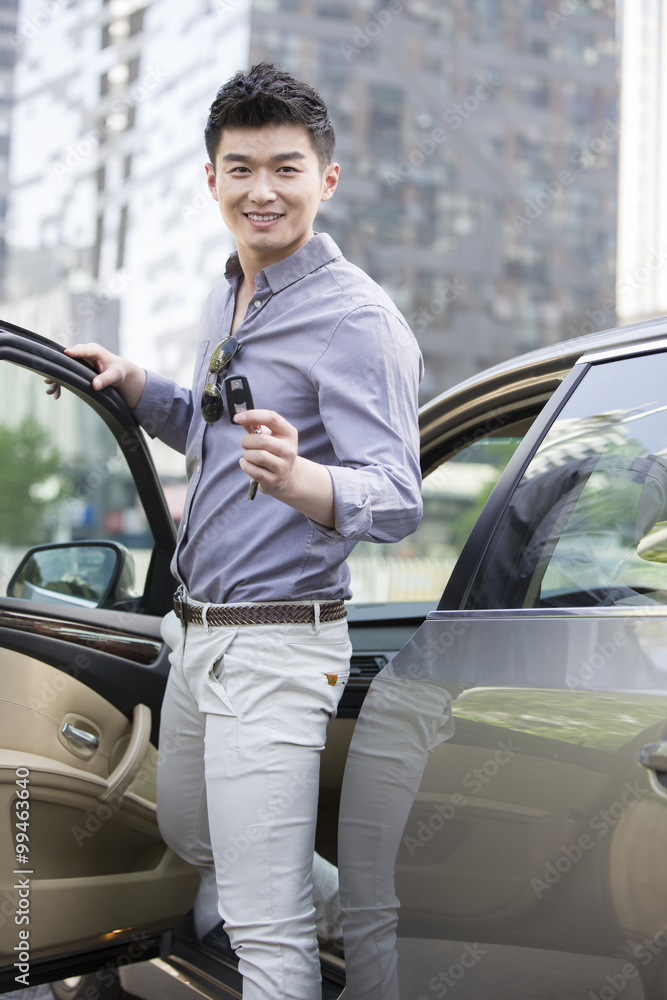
[63,63,423,1000]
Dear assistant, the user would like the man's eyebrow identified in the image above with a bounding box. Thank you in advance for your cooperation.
[271,151,307,162]
[221,151,307,163]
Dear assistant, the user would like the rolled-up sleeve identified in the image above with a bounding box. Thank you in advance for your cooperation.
[310,304,423,543]
[131,371,194,455]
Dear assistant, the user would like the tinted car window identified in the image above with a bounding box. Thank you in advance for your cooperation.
[0,362,154,608]
[466,352,667,609]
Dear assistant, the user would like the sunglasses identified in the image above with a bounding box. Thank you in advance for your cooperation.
[200,336,242,422]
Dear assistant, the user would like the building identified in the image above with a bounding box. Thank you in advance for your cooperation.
[0,0,18,295]
[616,0,667,324]
[249,0,619,396]
[5,0,249,474]
[4,0,619,436]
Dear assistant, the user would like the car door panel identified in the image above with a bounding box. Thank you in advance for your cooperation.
[339,611,667,996]
[0,333,201,987]
[339,347,667,999]
[0,599,171,741]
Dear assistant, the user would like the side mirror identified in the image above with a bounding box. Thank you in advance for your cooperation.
[8,541,139,610]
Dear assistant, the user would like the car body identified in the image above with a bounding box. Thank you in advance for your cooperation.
[1,315,667,999]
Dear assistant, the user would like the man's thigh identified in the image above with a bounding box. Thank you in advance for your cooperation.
[203,619,351,913]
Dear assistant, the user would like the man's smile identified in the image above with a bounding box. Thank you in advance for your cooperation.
[244,212,284,224]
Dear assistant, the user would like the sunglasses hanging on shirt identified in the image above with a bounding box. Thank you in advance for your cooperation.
[200,336,242,422]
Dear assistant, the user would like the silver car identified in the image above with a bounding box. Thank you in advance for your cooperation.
[1,317,667,999]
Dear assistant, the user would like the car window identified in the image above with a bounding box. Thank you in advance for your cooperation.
[0,362,154,610]
[347,424,528,603]
[466,352,667,609]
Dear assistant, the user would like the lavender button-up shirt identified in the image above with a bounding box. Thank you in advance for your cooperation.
[133,233,423,604]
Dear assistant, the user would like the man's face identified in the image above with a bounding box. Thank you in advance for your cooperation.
[206,123,339,267]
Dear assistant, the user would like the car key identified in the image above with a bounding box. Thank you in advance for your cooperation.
[223,374,260,500]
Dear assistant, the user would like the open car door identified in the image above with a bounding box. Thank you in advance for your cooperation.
[0,325,199,992]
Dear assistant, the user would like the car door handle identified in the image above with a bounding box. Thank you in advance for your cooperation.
[61,721,100,751]
[638,741,667,771]
[100,703,152,802]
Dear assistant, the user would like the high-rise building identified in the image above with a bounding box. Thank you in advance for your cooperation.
[250,0,619,396]
[0,0,19,295]
[616,0,667,324]
[4,0,620,428]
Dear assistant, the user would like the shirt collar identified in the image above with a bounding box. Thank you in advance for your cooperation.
[223,233,342,293]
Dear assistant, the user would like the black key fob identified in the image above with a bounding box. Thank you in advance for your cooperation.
[223,374,259,500]
[223,374,255,420]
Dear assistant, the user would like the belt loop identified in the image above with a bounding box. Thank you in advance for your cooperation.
[201,603,212,635]
[175,583,188,644]
[313,601,321,635]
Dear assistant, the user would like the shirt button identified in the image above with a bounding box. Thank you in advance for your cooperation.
[253,299,261,308]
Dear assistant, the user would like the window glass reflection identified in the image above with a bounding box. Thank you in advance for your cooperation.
[467,353,667,609]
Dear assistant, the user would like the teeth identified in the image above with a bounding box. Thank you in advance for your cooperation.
[247,214,281,221]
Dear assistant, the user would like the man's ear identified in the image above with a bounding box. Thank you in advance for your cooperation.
[205,162,218,201]
[321,162,340,203]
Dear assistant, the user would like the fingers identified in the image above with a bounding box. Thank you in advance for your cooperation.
[64,342,119,389]
[44,379,61,400]
[236,412,298,495]
[234,409,292,435]
[64,342,110,362]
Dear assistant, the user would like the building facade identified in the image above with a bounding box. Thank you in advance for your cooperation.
[616,0,667,323]
[4,0,619,429]
[250,0,619,396]
[0,0,18,295]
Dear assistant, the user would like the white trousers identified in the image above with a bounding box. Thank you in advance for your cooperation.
[157,606,351,1000]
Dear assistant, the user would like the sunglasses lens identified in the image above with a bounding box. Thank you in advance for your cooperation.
[209,336,240,374]
[201,381,224,422]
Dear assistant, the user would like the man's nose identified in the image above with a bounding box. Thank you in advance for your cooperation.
[249,171,277,203]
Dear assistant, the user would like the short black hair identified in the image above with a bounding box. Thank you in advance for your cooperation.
[205,62,335,172]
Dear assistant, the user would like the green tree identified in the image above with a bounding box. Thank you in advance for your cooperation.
[448,438,521,549]
[0,417,63,545]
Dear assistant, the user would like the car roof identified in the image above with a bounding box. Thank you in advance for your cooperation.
[419,314,667,473]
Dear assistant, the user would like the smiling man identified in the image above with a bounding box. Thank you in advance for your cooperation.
[61,63,423,1000]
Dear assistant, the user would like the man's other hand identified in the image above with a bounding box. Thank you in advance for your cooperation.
[45,342,147,409]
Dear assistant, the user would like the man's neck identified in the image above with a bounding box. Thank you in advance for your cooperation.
[235,231,314,290]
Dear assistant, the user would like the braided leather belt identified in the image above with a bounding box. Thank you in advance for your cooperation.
[173,594,346,627]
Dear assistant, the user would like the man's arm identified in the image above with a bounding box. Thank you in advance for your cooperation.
[236,304,423,541]
[310,303,423,543]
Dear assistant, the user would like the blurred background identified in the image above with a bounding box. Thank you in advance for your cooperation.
[0,0,662,601]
